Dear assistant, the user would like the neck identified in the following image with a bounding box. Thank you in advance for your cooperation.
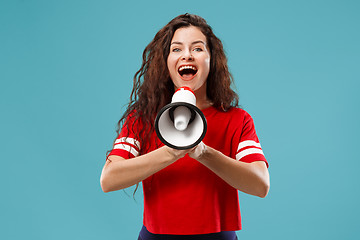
[194,84,212,110]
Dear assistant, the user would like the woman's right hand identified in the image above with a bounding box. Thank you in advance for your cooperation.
[101,146,193,192]
[163,145,196,160]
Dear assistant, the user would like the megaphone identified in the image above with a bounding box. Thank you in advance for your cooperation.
[155,87,207,150]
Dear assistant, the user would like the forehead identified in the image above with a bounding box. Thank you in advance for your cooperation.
[171,26,207,44]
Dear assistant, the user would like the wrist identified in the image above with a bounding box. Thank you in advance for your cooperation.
[162,146,184,162]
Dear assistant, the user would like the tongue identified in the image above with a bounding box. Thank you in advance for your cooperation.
[181,73,194,80]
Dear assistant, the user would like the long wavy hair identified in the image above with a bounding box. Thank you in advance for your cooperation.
[115,13,239,155]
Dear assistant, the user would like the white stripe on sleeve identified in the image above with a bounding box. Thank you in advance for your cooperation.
[237,140,261,152]
[113,143,139,157]
[236,148,264,161]
[115,137,140,150]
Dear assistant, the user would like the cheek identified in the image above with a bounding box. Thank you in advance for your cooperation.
[167,58,177,81]
[204,57,211,74]
[166,57,171,71]
[167,56,175,72]
[205,58,210,68]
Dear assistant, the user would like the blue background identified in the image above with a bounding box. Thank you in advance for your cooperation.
[1,0,359,239]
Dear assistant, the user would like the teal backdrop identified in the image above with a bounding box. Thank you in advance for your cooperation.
[1,0,359,239]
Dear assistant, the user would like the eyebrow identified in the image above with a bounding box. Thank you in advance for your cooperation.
[170,40,207,46]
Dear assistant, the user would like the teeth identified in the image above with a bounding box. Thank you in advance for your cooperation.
[178,65,197,71]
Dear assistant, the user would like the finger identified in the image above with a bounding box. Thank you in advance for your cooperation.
[188,142,206,159]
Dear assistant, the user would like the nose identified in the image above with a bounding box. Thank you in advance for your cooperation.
[181,49,193,60]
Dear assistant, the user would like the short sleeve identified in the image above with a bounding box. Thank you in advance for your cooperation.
[235,112,268,167]
[107,116,141,159]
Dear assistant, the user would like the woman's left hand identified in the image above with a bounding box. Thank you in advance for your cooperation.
[188,141,207,160]
[188,142,270,198]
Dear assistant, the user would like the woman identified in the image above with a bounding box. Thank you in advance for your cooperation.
[101,13,270,240]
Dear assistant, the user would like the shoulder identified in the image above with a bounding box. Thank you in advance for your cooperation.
[227,107,249,116]
[205,107,254,131]
[211,106,251,120]
[123,109,145,126]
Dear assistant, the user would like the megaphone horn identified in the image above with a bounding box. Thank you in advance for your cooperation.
[155,87,207,150]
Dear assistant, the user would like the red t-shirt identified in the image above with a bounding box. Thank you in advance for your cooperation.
[108,106,268,235]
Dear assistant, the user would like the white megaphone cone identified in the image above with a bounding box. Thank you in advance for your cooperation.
[155,87,207,150]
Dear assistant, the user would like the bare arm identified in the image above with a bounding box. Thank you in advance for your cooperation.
[100,146,191,192]
[191,143,270,198]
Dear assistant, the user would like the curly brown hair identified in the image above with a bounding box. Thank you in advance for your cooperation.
[115,13,239,154]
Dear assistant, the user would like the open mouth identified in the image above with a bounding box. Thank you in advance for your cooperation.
[178,65,198,80]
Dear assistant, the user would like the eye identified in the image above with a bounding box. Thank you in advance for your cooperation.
[172,48,181,52]
[193,47,203,52]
